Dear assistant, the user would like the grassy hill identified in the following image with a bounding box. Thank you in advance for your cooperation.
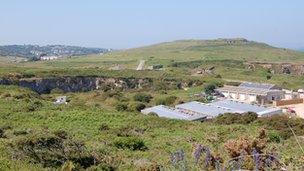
[1,38,304,70]
[19,38,302,70]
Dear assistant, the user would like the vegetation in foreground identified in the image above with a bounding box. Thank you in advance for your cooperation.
[0,85,303,170]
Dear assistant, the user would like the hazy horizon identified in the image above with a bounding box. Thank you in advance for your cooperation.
[0,0,303,50]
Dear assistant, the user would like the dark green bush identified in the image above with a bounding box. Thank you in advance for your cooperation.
[148,112,159,117]
[268,132,281,143]
[0,128,5,138]
[26,100,43,112]
[11,133,101,169]
[256,115,304,139]
[99,123,110,131]
[155,96,177,106]
[133,93,153,103]
[215,112,258,125]
[128,102,146,112]
[13,130,28,136]
[115,102,128,111]
[53,130,68,139]
[114,137,147,151]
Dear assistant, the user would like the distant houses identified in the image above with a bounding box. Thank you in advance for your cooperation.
[40,55,59,61]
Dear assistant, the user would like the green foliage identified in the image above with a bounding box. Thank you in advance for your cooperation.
[26,100,43,112]
[155,96,177,106]
[256,115,304,139]
[203,83,217,95]
[114,137,147,151]
[11,133,101,169]
[0,128,5,138]
[128,102,146,112]
[215,112,258,125]
[268,132,281,143]
[114,102,128,111]
[99,123,110,131]
[50,88,64,94]
[133,93,153,103]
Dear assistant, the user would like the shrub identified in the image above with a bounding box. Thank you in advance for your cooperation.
[203,83,217,95]
[256,115,304,139]
[53,130,68,139]
[26,100,43,112]
[133,93,153,103]
[13,130,28,136]
[215,112,258,125]
[11,133,101,169]
[128,102,146,112]
[0,128,5,138]
[114,137,147,151]
[268,132,281,143]
[115,102,128,111]
[99,123,110,131]
[155,96,177,106]
[148,112,159,117]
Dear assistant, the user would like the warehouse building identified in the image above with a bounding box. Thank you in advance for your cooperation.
[141,99,282,121]
[141,105,207,121]
[216,82,285,104]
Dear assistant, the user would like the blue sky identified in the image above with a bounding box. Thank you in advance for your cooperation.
[0,0,303,49]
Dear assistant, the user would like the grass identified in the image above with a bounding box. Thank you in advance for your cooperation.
[0,85,303,170]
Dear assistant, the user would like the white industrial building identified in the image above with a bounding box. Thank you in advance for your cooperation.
[216,82,285,104]
[141,99,282,121]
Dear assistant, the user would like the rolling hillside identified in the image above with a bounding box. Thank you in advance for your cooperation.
[36,38,304,69]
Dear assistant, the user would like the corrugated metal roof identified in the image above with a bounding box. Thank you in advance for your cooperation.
[216,86,283,95]
[176,100,281,118]
[239,82,275,90]
[141,105,207,121]
[211,99,267,113]
[176,101,240,118]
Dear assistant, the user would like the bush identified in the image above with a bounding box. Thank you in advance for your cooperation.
[203,83,217,95]
[115,102,128,111]
[256,115,304,139]
[26,100,43,112]
[133,93,153,103]
[13,130,28,136]
[0,128,5,138]
[99,123,110,131]
[114,137,147,151]
[155,96,177,106]
[268,132,281,143]
[128,102,146,112]
[148,112,159,117]
[11,133,101,169]
[215,112,258,125]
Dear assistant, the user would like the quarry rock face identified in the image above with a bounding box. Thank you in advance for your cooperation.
[248,62,304,75]
[0,76,153,94]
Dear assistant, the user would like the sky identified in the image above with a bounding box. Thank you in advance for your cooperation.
[0,0,303,49]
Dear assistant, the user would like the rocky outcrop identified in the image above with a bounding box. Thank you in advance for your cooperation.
[0,76,153,94]
[246,62,304,75]
[0,76,201,94]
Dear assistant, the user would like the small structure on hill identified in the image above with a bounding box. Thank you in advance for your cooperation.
[54,96,67,105]
[136,60,146,70]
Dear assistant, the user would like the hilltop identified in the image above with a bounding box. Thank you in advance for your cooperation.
[103,38,304,64]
